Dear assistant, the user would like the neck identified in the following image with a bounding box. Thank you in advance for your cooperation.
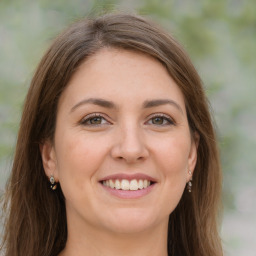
[59,217,169,256]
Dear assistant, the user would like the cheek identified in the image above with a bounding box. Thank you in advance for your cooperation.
[156,134,190,170]
[154,137,190,214]
[153,134,190,196]
[54,132,107,188]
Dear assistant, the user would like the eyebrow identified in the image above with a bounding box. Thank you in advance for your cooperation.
[143,99,184,114]
[70,98,116,113]
[70,97,183,114]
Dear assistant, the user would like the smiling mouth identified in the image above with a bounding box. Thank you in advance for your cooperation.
[100,179,155,191]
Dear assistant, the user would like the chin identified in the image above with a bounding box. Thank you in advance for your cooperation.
[100,208,161,234]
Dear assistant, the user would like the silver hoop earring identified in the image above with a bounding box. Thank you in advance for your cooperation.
[50,175,57,190]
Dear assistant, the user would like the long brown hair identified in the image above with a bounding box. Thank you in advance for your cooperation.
[1,13,222,256]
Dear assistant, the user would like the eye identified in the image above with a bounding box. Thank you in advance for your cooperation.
[80,113,110,126]
[146,114,175,126]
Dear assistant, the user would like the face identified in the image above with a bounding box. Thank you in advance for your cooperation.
[41,48,197,235]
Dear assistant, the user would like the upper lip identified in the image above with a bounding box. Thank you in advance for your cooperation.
[100,173,157,182]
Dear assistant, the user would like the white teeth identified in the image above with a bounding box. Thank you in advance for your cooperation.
[130,179,138,190]
[109,179,115,189]
[115,179,121,189]
[102,178,152,190]
[121,179,130,190]
[138,179,144,189]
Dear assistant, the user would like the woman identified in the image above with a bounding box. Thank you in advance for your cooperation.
[1,13,223,256]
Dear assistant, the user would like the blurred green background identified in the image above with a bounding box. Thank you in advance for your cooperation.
[0,0,255,255]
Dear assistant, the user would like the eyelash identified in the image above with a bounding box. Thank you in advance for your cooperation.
[146,113,175,126]
[80,113,175,127]
[80,113,110,126]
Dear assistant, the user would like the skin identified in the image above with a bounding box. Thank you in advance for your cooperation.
[41,48,198,256]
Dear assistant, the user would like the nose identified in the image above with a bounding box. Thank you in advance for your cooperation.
[110,124,149,164]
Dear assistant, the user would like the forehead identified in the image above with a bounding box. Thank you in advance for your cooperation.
[58,48,186,111]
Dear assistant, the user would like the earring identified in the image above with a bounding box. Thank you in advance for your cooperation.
[50,175,57,190]
[187,170,192,193]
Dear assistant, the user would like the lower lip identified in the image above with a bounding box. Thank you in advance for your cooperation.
[100,183,156,199]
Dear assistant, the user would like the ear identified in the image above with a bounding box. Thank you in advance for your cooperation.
[186,132,200,182]
[40,140,59,181]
